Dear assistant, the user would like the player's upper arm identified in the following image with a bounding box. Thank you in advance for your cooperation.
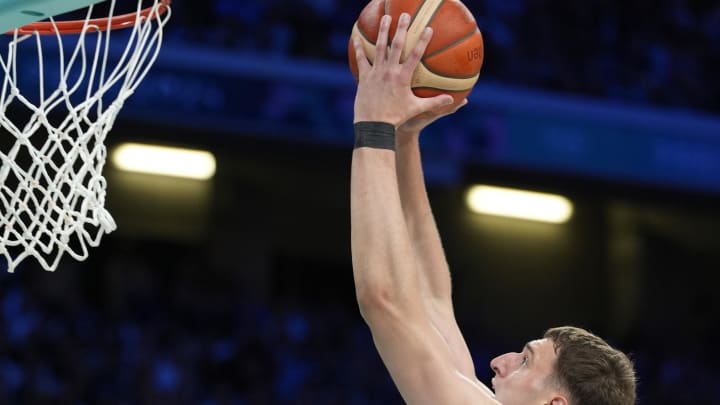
[362,298,499,405]
[426,301,478,380]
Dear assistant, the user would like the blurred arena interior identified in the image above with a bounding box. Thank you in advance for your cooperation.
[0,0,719,403]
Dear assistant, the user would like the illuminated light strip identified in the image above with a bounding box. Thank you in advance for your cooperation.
[466,185,573,224]
[111,143,216,180]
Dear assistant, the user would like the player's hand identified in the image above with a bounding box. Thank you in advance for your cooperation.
[397,98,468,137]
[352,13,454,127]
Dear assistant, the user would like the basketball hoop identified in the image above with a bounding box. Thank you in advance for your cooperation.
[10,0,171,35]
[0,0,172,272]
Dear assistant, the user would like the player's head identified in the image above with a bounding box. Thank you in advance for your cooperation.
[490,326,636,405]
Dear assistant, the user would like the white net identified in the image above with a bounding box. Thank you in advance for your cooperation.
[0,0,171,272]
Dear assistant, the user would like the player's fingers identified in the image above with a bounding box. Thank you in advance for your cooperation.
[375,15,391,64]
[454,98,469,112]
[438,98,467,118]
[389,13,411,64]
[433,97,467,118]
[404,26,433,72]
[353,36,371,76]
[416,94,454,116]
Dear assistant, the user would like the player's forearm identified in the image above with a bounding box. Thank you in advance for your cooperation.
[351,146,422,318]
[395,130,453,302]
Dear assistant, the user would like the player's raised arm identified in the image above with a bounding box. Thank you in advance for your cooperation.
[350,13,498,404]
[394,99,481,380]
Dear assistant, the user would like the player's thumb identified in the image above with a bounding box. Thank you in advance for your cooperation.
[418,94,454,114]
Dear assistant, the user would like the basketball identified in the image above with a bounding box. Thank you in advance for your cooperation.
[348,0,484,108]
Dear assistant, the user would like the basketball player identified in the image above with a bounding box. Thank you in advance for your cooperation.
[349,13,636,404]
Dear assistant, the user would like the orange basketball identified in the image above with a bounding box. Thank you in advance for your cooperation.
[348,0,484,108]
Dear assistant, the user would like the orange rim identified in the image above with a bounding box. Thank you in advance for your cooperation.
[8,0,171,35]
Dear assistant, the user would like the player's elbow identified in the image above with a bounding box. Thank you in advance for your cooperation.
[355,282,401,325]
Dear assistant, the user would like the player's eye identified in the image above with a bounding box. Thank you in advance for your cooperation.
[521,355,529,366]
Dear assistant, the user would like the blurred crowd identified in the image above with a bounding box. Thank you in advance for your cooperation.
[0,246,401,404]
[1,241,719,404]
[166,0,720,115]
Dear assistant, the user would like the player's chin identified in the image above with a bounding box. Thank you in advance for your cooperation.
[491,378,507,401]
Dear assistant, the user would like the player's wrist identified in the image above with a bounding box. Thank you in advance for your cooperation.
[354,121,396,151]
[396,127,421,139]
[395,131,420,151]
[353,104,405,127]
[353,112,401,127]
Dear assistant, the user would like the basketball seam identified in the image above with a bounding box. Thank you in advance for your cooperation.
[404,0,444,61]
[410,0,430,25]
[355,0,389,46]
[424,28,479,59]
[355,22,375,45]
[420,61,480,79]
[425,0,446,27]
[413,86,473,92]
[353,26,378,66]
[413,62,479,90]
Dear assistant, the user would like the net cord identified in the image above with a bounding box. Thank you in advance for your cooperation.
[0,0,171,272]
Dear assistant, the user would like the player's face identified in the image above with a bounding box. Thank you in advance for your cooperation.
[490,338,564,405]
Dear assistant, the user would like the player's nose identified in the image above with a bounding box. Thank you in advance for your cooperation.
[490,353,510,377]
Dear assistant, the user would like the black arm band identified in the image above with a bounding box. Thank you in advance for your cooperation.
[354,121,396,151]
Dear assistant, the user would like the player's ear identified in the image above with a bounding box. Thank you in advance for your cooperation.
[548,395,569,405]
